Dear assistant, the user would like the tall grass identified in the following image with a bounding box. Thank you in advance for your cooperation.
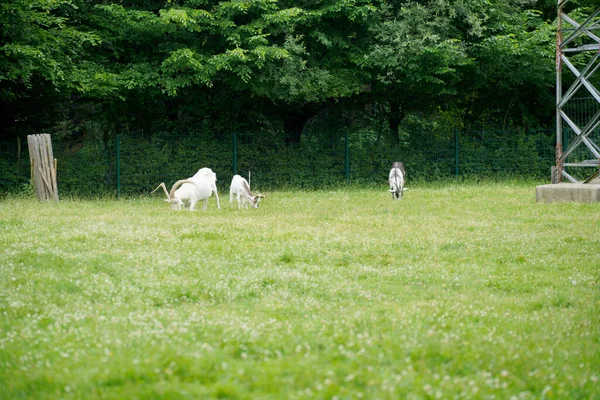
[0,181,598,399]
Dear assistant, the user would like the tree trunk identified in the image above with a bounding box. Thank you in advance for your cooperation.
[388,100,404,143]
[283,107,317,145]
[164,98,180,122]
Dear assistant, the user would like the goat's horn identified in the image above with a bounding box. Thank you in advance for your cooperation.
[169,179,196,199]
[152,182,170,199]
[242,179,251,192]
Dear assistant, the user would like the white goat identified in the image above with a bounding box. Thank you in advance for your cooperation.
[192,167,221,209]
[229,174,264,209]
[152,167,221,210]
[389,161,406,200]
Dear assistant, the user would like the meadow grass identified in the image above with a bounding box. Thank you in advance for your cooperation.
[0,181,598,399]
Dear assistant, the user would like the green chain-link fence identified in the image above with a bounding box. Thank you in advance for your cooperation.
[0,128,556,197]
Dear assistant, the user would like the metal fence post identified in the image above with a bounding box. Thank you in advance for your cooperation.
[116,134,121,198]
[454,129,459,177]
[345,130,349,184]
[232,132,238,175]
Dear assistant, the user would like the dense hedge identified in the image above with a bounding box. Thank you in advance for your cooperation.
[0,128,555,197]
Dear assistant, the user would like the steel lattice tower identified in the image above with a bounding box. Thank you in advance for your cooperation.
[555,1,600,183]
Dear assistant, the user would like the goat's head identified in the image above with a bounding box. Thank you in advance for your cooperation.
[388,187,404,200]
[169,180,197,208]
[152,180,195,209]
[238,179,262,208]
[253,193,266,208]
[246,193,265,208]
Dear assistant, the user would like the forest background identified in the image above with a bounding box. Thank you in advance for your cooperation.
[0,0,594,193]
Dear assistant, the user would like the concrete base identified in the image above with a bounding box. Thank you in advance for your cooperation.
[536,183,600,203]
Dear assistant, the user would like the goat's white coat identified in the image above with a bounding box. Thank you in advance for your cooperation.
[229,175,262,209]
[172,178,215,210]
[153,167,221,210]
[389,164,405,200]
[191,167,221,209]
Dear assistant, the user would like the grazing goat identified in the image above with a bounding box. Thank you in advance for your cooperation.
[229,174,264,209]
[152,167,221,210]
[389,162,406,200]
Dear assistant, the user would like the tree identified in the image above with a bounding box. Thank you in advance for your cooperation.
[0,0,564,149]
[0,0,102,140]
[452,1,556,129]
[155,0,379,143]
[361,1,470,141]
[360,0,556,140]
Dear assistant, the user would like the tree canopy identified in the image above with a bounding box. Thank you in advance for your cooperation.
[0,0,566,143]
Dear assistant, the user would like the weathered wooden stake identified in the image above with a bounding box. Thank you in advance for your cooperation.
[27,134,59,201]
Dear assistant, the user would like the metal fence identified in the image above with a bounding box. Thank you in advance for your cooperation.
[0,128,556,197]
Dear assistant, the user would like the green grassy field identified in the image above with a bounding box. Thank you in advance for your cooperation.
[0,181,598,399]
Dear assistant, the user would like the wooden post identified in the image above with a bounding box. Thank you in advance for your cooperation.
[27,135,44,199]
[27,134,59,201]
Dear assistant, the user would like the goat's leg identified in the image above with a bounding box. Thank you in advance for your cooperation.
[236,189,242,209]
[213,186,221,209]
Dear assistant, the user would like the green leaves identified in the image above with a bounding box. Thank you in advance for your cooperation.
[0,0,567,142]
[160,48,211,94]
[159,42,291,95]
[364,3,470,101]
[0,0,101,92]
[160,8,213,30]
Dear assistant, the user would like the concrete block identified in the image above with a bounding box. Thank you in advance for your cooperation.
[536,183,600,203]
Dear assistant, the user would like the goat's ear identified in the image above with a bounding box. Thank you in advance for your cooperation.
[388,189,395,193]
